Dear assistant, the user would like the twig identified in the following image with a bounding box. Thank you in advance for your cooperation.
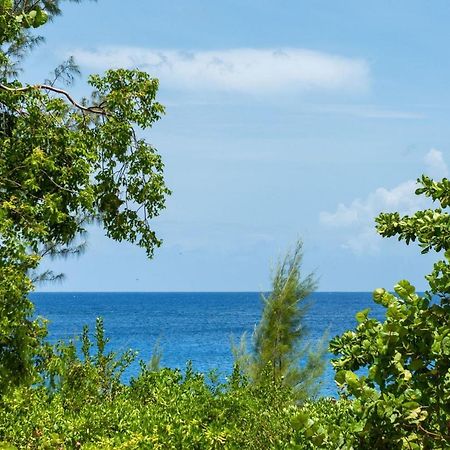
[0,83,108,116]
[41,169,79,194]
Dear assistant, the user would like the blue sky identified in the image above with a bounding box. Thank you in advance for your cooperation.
[28,0,450,291]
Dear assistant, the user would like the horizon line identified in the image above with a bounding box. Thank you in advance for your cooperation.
[33,290,379,294]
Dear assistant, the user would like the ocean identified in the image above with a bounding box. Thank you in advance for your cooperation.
[31,291,386,397]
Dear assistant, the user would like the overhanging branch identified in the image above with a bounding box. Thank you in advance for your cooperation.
[0,83,108,115]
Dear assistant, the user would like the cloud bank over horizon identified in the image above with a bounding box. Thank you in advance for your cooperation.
[70,47,370,94]
[320,149,448,255]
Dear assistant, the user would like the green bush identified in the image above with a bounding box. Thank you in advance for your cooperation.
[330,176,450,449]
[0,319,357,449]
[0,370,357,449]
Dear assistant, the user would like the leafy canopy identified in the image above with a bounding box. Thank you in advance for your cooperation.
[0,0,170,391]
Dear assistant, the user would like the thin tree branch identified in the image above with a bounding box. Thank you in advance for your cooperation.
[417,423,449,441]
[0,83,108,116]
[40,169,79,194]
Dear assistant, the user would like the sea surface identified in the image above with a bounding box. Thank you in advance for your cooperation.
[31,291,386,397]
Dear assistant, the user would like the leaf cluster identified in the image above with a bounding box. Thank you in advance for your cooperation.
[330,175,450,449]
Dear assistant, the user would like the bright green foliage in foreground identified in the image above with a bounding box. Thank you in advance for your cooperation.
[330,176,450,449]
[0,372,357,449]
[0,320,359,450]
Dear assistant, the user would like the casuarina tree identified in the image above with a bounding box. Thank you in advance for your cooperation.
[234,241,326,402]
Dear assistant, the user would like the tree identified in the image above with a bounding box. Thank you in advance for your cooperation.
[0,0,170,392]
[330,175,450,449]
[234,241,326,402]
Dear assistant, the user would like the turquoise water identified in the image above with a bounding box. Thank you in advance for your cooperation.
[31,292,385,397]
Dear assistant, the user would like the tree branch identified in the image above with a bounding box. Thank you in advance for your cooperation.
[40,169,79,194]
[0,83,108,115]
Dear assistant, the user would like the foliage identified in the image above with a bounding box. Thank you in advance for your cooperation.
[1,1,95,71]
[3,1,450,448]
[377,175,450,297]
[0,265,46,391]
[0,321,357,449]
[0,69,169,263]
[0,0,170,392]
[291,398,360,449]
[234,241,326,402]
[39,317,136,406]
[330,175,450,449]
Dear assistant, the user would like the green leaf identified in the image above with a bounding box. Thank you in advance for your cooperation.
[394,280,415,300]
[355,308,370,323]
[344,371,359,386]
[0,443,18,450]
[33,9,48,28]
[335,370,346,385]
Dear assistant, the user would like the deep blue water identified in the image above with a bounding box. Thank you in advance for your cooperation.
[31,292,386,397]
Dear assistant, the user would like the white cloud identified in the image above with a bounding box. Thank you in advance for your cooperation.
[320,149,447,254]
[319,179,419,228]
[424,148,448,179]
[342,226,382,255]
[71,47,369,94]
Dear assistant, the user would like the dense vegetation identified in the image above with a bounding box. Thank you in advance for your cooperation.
[1,1,449,449]
[0,0,169,394]
[0,318,356,449]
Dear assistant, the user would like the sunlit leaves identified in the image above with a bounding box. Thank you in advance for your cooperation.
[331,175,450,448]
[0,0,168,394]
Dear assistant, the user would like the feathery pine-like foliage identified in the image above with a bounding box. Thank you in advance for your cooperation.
[235,242,326,402]
[0,1,93,78]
